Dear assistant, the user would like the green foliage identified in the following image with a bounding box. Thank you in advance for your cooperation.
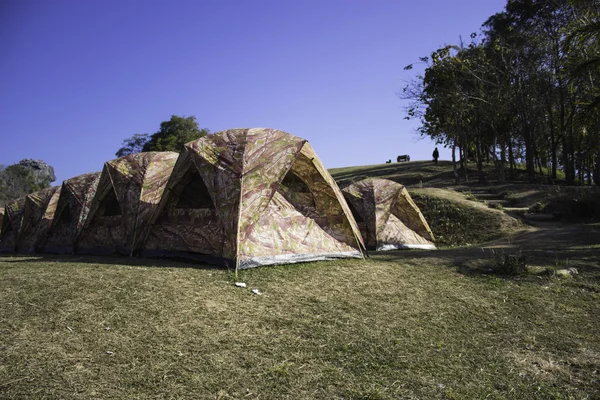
[464,191,478,201]
[0,164,52,203]
[488,202,504,211]
[115,115,210,157]
[543,190,600,221]
[401,0,600,186]
[142,115,209,153]
[490,249,528,276]
[529,201,546,213]
[115,133,150,157]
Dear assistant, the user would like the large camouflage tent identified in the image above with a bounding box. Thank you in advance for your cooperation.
[342,178,435,250]
[139,128,365,268]
[43,172,101,254]
[16,186,61,254]
[0,197,26,253]
[77,152,178,255]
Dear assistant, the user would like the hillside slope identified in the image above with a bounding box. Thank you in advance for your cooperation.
[330,161,529,247]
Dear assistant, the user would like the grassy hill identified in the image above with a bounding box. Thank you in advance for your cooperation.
[1,160,599,399]
[332,160,600,246]
[332,161,526,247]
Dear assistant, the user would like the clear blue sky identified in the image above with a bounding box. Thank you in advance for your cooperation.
[1,0,506,185]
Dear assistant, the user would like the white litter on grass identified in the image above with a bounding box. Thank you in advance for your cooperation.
[105,351,114,355]
[251,289,262,295]
[235,282,247,288]
[67,326,73,333]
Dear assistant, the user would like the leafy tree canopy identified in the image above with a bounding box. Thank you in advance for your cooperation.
[0,162,54,203]
[115,115,210,157]
[115,134,150,158]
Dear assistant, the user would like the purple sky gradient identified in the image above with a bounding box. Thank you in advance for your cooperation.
[1,0,506,184]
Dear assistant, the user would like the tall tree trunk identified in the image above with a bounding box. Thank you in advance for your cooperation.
[500,140,507,182]
[525,124,536,183]
[569,125,577,184]
[587,154,592,185]
[550,122,558,180]
[547,104,558,180]
[562,136,573,185]
[596,144,600,187]
[508,139,515,180]
[476,137,486,184]
[459,143,469,183]
[452,143,459,184]
[488,133,505,184]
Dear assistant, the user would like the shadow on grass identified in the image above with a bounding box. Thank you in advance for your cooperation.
[0,252,220,271]
[373,223,600,281]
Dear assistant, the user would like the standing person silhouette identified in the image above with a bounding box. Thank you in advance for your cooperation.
[432,147,439,164]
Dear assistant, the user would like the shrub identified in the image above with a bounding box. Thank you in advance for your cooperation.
[488,202,504,211]
[542,190,600,221]
[491,250,527,275]
[529,202,546,213]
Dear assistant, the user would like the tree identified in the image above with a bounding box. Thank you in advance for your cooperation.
[0,162,54,203]
[115,133,150,157]
[400,0,599,186]
[143,115,209,152]
[565,0,600,186]
[115,115,210,157]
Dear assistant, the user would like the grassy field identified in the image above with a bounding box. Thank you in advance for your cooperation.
[1,161,599,399]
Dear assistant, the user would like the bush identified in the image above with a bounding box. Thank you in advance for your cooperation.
[0,165,51,203]
[542,191,600,221]
[491,250,528,275]
[488,202,504,211]
[529,202,546,213]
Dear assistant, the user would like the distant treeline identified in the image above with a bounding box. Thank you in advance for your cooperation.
[402,0,599,186]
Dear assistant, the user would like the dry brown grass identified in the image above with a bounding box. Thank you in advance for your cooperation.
[1,225,599,400]
[1,161,599,399]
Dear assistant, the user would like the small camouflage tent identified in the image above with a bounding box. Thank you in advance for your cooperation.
[0,198,26,253]
[43,172,101,254]
[77,152,178,255]
[16,186,61,254]
[139,128,365,268]
[342,178,435,250]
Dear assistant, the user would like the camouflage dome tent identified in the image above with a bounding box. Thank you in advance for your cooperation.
[76,152,178,256]
[0,197,26,253]
[342,178,435,251]
[139,128,365,269]
[42,172,101,254]
[16,186,60,254]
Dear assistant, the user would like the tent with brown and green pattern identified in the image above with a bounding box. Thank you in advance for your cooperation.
[342,178,435,251]
[138,128,365,269]
[0,197,26,253]
[16,186,61,254]
[42,172,101,254]
[76,152,178,255]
